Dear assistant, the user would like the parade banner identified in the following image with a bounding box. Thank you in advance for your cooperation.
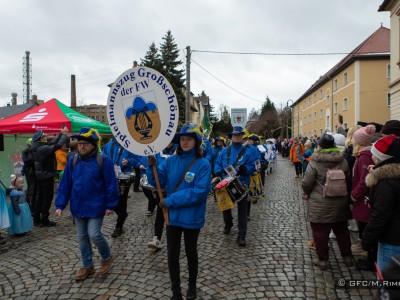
[107,66,179,155]
[231,108,247,127]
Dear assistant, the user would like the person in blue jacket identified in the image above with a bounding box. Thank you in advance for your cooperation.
[213,126,257,247]
[147,124,211,300]
[212,136,226,174]
[55,127,119,282]
[103,137,139,238]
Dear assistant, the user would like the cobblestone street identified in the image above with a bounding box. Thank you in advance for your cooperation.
[0,156,376,299]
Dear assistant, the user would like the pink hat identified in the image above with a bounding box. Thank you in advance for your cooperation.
[353,124,376,146]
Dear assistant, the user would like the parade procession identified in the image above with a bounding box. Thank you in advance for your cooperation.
[1,1,400,300]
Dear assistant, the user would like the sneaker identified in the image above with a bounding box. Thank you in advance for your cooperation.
[74,266,94,281]
[146,210,154,217]
[348,219,358,232]
[329,231,336,239]
[111,228,123,238]
[147,237,163,250]
[98,256,113,275]
[313,259,328,270]
[351,240,367,256]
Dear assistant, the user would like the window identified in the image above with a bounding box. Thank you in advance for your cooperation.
[343,98,348,111]
[320,89,323,99]
[333,102,338,114]
[309,97,311,106]
[320,129,323,136]
[334,79,338,91]
[343,72,348,85]
[326,115,330,127]
[387,92,391,106]
[327,95,330,106]
[320,109,323,119]
[313,112,316,121]
[344,123,348,130]
[387,64,391,79]
[308,114,311,123]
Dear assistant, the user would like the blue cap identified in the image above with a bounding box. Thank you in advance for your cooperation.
[228,126,245,138]
[71,127,100,145]
[32,130,45,142]
[172,124,202,144]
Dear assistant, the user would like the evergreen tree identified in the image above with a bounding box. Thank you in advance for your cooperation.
[260,95,276,115]
[140,42,163,72]
[159,30,186,124]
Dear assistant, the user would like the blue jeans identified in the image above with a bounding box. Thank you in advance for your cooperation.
[74,217,111,268]
[377,242,400,272]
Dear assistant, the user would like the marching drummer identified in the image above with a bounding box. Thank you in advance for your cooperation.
[103,137,139,238]
[213,126,257,247]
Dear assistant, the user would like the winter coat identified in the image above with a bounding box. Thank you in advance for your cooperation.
[214,143,257,186]
[102,138,138,172]
[351,147,373,223]
[147,149,211,229]
[301,149,351,223]
[289,143,304,163]
[55,151,119,218]
[362,161,400,250]
[31,133,68,180]
[21,145,35,177]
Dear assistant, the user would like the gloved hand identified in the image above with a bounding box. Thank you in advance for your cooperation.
[236,165,247,176]
[211,177,221,185]
[147,155,157,167]
[159,199,167,208]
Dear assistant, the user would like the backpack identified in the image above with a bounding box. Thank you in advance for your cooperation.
[72,153,103,171]
[318,167,347,198]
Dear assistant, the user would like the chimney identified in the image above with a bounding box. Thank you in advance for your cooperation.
[30,94,38,104]
[11,92,17,106]
[71,74,77,108]
[133,61,138,67]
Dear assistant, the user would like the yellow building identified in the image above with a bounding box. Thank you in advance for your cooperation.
[292,26,390,137]
[75,104,108,124]
[379,0,400,119]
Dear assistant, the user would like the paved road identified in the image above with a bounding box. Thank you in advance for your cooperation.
[0,157,376,299]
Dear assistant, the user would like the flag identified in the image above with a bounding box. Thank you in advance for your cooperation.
[202,114,212,139]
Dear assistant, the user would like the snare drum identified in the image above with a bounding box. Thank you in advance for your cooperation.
[117,173,132,198]
[140,174,155,191]
[216,176,247,203]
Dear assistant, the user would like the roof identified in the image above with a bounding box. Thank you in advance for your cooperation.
[0,102,39,119]
[294,26,390,106]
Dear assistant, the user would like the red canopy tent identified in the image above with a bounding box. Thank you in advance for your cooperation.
[0,98,111,134]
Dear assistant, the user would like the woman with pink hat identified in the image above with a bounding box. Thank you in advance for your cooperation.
[351,124,376,271]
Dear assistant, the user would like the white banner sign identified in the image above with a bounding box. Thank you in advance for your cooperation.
[107,66,179,156]
[231,108,247,127]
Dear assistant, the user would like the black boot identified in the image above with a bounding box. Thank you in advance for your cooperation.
[186,284,197,300]
[41,217,56,227]
[111,227,123,238]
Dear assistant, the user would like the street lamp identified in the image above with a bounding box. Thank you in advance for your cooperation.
[286,99,293,138]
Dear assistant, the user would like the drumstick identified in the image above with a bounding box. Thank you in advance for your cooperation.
[152,165,169,225]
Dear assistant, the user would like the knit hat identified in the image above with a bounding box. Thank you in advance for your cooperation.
[381,120,400,137]
[353,124,376,146]
[371,135,400,162]
[332,133,345,147]
[318,134,335,149]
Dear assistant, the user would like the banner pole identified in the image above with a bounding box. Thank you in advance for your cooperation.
[152,165,169,225]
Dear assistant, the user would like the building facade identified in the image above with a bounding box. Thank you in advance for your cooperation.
[75,104,108,124]
[379,0,400,119]
[292,26,390,137]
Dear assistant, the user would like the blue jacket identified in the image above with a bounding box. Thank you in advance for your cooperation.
[214,143,257,185]
[201,138,213,164]
[146,149,211,229]
[103,138,138,172]
[55,152,119,218]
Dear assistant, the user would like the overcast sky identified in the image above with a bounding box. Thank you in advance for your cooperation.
[0,0,390,116]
